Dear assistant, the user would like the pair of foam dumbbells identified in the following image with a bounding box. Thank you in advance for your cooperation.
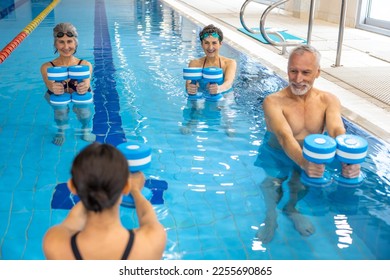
[47,65,93,105]
[183,67,223,101]
[301,134,368,187]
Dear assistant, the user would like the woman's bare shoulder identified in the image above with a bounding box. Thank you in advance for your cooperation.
[40,61,52,70]
[130,224,166,260]
[221,55,236,65]
[188,57,204,67]
[43,226,74,259]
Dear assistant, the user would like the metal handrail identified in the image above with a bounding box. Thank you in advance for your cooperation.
[240,0,316,53]
[307,0,316,45]
[240,0,347,66]
[334,0,347,67]
[260,0,301,47]
[239,0,267,34]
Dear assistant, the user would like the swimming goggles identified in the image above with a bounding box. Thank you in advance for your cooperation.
[201,32,220,40]
[56,31,75,38]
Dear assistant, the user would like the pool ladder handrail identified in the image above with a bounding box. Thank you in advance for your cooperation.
[240,0,316,54]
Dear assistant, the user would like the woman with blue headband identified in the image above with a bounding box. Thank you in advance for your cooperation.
[182,24,237,136]
[185,24,237,98]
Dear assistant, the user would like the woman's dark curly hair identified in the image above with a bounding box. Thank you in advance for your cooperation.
[199,24,223,43]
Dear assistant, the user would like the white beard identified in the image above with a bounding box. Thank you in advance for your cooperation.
[289,82,311,96]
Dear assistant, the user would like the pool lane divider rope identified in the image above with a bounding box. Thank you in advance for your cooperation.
[0,0,62,64]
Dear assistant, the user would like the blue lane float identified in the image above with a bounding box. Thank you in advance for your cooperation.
[68,65,93,104]
[183,67,203,100]
[202,67,223,102]
[334,134,368,186]
[301,134,337,187]
[47,66,71,106]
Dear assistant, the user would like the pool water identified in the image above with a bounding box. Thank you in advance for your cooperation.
[0,0,389,260]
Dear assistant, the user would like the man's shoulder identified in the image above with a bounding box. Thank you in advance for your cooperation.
[311,86,331,95]
[263,91,284,110]
[313,88,339,101]
[265,88,286,99]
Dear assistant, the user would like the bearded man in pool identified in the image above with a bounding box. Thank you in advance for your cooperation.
[255,45,361,243]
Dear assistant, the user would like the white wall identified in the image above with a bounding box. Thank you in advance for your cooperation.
[316,0,359,27]
[284,0,359,27]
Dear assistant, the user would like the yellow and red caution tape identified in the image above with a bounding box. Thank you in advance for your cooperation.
[0,0,61,64]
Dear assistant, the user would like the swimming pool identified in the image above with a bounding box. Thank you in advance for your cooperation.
[0,0,389,260]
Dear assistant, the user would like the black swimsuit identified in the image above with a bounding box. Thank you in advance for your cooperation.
[70,229,135,260]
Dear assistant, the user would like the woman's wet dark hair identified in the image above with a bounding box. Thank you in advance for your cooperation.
[199,24,223,43]
[71,143,129,212]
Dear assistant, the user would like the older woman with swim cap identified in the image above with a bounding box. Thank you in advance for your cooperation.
[40,22,95,145]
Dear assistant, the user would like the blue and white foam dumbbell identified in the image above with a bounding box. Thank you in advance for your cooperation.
[117,141,152,172]
[183,67,203,100]
[202,67,223,101]
[68,65,93,104]
[334,134,368,186]
[47,67,71,106]
[116,141,153,207]
[301,134,337,187]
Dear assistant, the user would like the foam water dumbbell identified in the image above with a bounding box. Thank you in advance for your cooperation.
[47,66,71,106]
[202,67,223,101]
[116,141,153,207]
[117,141,152,172]
[334,134,368,186]
[301,134,337,187]
[183,67,203,100]
[68,65,93,104]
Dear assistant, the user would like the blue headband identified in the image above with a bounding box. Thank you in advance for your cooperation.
[201,32,220,40]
